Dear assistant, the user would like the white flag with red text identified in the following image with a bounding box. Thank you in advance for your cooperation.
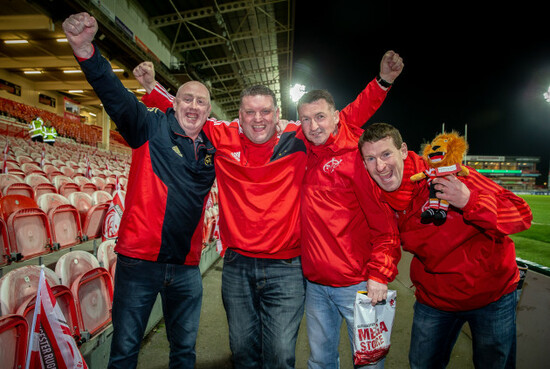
[25,267,88,369]
[102,177,125,241]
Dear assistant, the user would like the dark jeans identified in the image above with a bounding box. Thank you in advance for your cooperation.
[221,248,306,369]
[108,254,202,369]
[409,291,517,369]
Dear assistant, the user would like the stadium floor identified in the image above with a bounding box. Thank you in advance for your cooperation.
[136,255,474,369]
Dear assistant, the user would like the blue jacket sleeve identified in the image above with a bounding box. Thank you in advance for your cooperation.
[77,43,164,148]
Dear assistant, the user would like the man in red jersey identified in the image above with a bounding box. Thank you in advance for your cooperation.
[134,51,401,368]
[297,88,402,369]
[359,123,532,369]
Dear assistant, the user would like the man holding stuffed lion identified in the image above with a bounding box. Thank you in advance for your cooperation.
[359,123,532,369]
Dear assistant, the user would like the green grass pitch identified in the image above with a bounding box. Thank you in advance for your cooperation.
[512,195,550,268]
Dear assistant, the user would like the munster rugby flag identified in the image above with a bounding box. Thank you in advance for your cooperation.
[102,177,125,241]
[25,267,87,369]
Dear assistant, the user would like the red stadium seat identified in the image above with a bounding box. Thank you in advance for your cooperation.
[67,191,108,241]
[0,315,28,369]
[55,251,113,337]
[24,173,57,199]
[73,176,98,195]
[0,265,60,315]
[2,182,34,200]
[97,239,116,273]
[91,176,106,191]
[0,195,53,261]
[0,217,9,266]
[91,190,112,205]
[21,162,46,177]
[36,193,82,249]
[51,175,79,197]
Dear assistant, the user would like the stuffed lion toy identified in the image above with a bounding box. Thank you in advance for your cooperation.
[410,131,470,221]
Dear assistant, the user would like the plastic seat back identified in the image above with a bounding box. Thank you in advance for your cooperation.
[0,195,52,261]
[36,193,82,249]
[0,265,59,315]
[68,191,107,241]
[0,315,28,369]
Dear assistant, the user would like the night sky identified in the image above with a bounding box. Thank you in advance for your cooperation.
[292,2,550,185]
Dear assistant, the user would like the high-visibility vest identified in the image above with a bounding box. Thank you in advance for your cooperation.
[43,126,57,143]
[29,118,44,138]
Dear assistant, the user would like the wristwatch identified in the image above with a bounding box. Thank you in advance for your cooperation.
[376,74,393,88]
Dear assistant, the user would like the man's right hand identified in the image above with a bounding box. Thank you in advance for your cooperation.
[62,12,98,59]
[133,62,157,94]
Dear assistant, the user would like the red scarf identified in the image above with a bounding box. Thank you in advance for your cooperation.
[381,152,426,211]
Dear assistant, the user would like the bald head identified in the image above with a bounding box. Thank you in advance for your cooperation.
[173,81,212,139]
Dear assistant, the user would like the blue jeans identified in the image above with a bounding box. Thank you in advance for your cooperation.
[409,291,517,369]
[108,254,203,369]
[221,248,306,369]
[305,280,385,369]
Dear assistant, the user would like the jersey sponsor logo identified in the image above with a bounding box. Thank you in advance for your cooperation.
[172,146,182,157]
[323,157,342,173]
[231,151,241,161]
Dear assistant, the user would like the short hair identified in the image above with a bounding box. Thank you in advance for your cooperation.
[239,85,277,109]
[297,89,335,112]
[358,123,403,150]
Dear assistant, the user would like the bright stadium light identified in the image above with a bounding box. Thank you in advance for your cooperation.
[290,84,306,103]
[544,86,550,102]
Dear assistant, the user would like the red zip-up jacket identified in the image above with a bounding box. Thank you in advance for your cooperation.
[381,152,532,311]
[300,121,400,286]
[142,79,388,258]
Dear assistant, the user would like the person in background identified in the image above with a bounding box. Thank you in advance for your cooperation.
[43,121,57,145]
[29,116,44,142]
[134,50,401,369]
[63,12,216,369]
[359,122,532,369]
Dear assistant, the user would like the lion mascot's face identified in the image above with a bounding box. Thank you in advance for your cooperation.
[422,132,468,168]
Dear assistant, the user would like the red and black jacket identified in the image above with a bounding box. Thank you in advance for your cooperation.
[78,45,216,265]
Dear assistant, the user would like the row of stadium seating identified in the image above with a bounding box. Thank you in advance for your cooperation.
[0,244,116,367]
[0,120,219,367]
[0,96,130,148]
[0,131,124,367]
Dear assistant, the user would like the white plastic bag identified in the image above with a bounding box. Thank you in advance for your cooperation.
[353,289,397,365]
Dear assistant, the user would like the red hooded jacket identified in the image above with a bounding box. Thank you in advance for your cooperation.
[381,151,532,311]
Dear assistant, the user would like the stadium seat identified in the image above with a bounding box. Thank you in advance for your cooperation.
[60,165,76,178]
[51,175,79,197]
[0,173,23,193]
[36,193,82,250]
[55,251,113,337]
[0,217,9,267]
[24,173,57,199]
[0,195,53,261]
[92,190,112,205]
[21,162,46,177]
[0,314,28,369]
[91,176,106,191]
[15,155,33,165]
[1,180,34,200]
[73,176,97,195]
[97,239,116,272]
[0,265,60,316]
[103,178,116,194]
[67,191,109,241]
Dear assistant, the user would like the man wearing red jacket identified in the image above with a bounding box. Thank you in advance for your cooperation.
[134,53,398,368]
[297,87,401,369]
[359,123,533,369]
